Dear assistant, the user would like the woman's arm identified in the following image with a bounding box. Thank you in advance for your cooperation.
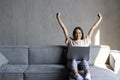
[87,13,102,38]
[56,12,70,40]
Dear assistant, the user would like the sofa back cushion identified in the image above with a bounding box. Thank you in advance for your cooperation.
[0,46,29,65]
[29,46,67,64]
[29,45,110,65]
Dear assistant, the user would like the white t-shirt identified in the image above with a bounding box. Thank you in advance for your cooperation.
[65,36,91,47]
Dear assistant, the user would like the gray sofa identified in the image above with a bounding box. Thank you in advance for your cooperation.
[0,45,119,80]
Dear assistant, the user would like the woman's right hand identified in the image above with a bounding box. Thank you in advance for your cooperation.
[98,13,102,20]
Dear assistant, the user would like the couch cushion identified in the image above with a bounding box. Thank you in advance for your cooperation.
[25,65,68,80]
[25,65,67,73]
[0,46,29,65]
[0,52,8,66]
[90,66,119,80]
[0,65,28,80]
[5,65,28,73]
[29,46,67,64]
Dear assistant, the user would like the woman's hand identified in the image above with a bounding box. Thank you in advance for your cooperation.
[56,12,61,18]
[98,13,102,20]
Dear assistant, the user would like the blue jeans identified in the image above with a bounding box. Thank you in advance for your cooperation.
[67,59,90,71]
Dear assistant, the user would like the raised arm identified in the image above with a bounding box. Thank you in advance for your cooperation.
[56,12,70,40]
[87,13,102,38]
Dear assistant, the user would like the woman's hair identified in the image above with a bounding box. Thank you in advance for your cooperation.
[72,27,84,40]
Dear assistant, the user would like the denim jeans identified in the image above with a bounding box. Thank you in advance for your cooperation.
[67,59,90,71]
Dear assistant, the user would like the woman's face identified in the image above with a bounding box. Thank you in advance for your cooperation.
[74,29,82,40]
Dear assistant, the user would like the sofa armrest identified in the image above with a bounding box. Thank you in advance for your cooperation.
[109,50,120,73]
[90,45,110,67]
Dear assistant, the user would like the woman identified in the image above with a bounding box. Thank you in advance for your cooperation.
[56,12,102,80]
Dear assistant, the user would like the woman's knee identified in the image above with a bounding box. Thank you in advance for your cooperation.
[78,60,90,70]
[67,59,78,70]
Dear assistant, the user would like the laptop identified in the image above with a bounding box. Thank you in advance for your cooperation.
[67,47,90,61]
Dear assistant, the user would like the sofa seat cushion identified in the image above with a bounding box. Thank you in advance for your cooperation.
[0,65,28,73]
[0,65,28,80]
[5,65,28,73]
[90,66,119,80]
[25,64,67,73]
[24,65,68,80]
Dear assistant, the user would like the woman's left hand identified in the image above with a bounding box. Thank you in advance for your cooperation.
[98,13,102,19]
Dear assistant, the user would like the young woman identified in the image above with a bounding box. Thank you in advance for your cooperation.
[56,12,102,80]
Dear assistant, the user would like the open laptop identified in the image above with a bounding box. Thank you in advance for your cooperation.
[67,47,90,61]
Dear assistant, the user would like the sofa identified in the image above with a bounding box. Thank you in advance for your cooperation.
[0,45,119,80]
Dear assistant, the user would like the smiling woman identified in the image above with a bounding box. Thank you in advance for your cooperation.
[72,27,84,40]
[56,12,102,80]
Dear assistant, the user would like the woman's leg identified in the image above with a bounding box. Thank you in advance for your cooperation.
[78,60,91,80]
[68,59,83,80]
